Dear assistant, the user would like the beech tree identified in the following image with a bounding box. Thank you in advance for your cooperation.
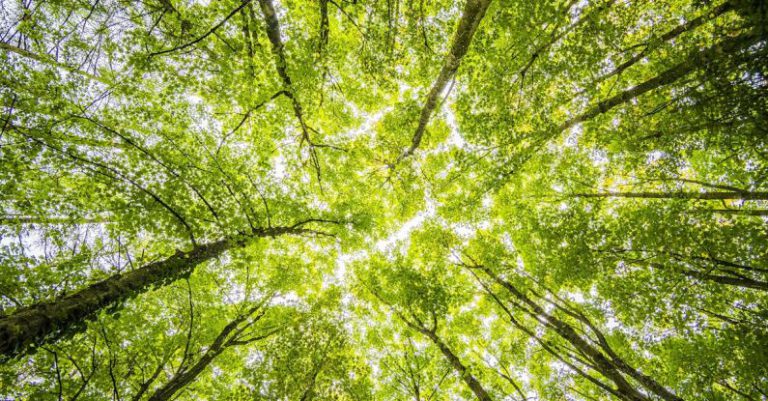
[1,0,766,400]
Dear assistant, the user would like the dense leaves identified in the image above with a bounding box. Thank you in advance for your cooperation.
[1,0,767,399]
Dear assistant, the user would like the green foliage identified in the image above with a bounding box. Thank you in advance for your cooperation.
[1,0,767,399]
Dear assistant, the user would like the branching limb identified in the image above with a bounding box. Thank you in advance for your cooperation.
[149,0,254,57]
[399,0,492,162]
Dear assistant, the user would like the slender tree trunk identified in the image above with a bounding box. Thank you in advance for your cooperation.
[591,1,734,85]
[559,31,761,133]
[375,287,495,401]
[422,329,494,401]
[146,305,270,401]
[402,0,492,159]
[572,191,768,200]
[258,0,310,139]
[299,362,324,401]
[478,265,682,401]
[0,225,314,360]
[681,269,768,291]
[146,350,221,401]
[131,357,168,401]
[612,251,768,292]
[317,0,329,56]
[258,0,323,179]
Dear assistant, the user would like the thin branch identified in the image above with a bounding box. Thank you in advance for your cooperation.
[149,0,254,57]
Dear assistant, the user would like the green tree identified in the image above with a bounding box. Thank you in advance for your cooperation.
[1,0,767,400]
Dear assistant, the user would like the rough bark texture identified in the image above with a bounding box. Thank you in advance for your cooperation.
[317,0,329,55]
[0,239,229,360]
[258,0,310,139]
[0,225,311,360]
[258,0,323,179]
[402,0,492,160]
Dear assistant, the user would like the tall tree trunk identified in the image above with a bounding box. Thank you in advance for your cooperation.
[317,0,329,56]
[258,0,323,180]
[258,0,311,141]
[572,191,768,200]
[422,329,494,401]
[477,265,682,401]
[401,0,492,160]
[0,224,317,360]
[558,30,761,134]
[608,250,768,291]
[591,1,734,85]
[373,288,495,401]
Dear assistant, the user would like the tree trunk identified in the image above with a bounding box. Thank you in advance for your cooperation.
[146,304,268,401]
[0,225,312,360]
[422,329,494,401]
[591,2,734,85]
[682,269,768,291]
[559,31,761,133]
[478,265,682,401]
[572,191,768,200]
[402,0,492,159]
[258,0,310,137]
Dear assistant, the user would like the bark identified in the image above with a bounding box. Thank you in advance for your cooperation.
[299,361,324,401]
[467,268,624,400]
[146,305,271,401]
[241,6,255,76]
[258,0,323,179]
[591,2,734,85]
[401,0,492,160]
[317,0,329,56]
[477,265,682,401]
[546,290,683,401]
[681,269,768,291]
[372,288,494,401]
[422,329,494,401]
[572,191,768,200]
[0,224,320,360]
[559,31,761,134]
[258,0,309,136]
[131,357,168,401]
[606,249,768,292]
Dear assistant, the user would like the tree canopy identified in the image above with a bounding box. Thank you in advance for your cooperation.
[1,0,767,399]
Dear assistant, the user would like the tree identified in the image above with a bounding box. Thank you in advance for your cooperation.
[1,0,767,400]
